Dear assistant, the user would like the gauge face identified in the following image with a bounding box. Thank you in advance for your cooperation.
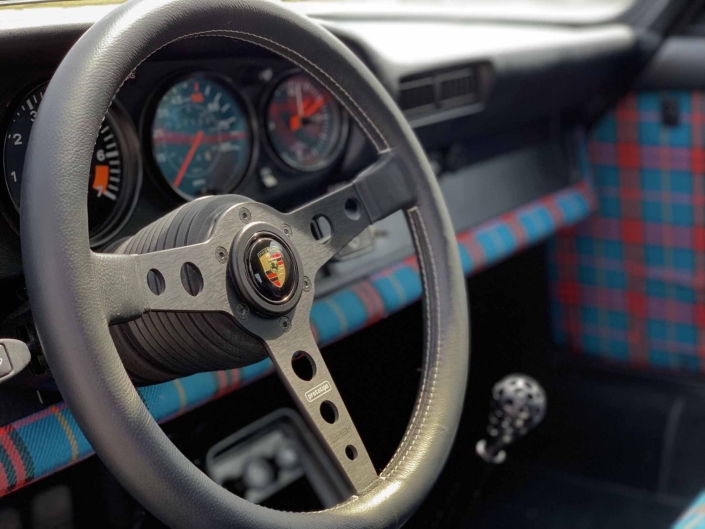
[151,74,253,200]
[3,84,139,246]
[266,73,347,172]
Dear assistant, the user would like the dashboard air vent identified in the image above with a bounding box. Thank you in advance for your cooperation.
[399,76,435,112]
[438,68,476,108]
[398,64,483,119]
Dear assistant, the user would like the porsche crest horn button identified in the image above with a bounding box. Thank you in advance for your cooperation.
[258,245,286,288]
[245,234,297,304]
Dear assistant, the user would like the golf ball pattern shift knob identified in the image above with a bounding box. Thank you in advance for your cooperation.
[476,374,546,463]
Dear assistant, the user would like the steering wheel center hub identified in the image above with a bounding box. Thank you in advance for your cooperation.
[230,222,304,317]
[244,233,298,304]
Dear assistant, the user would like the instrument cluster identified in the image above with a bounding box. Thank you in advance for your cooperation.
[0,57,353,248]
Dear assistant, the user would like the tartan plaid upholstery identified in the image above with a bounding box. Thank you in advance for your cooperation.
[0,136,595,497]
[550,91,705,371]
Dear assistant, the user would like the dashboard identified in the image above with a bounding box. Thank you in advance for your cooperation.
[0,38,371,253]
[0,10,641,288]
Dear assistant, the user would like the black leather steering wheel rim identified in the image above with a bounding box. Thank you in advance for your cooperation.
[21,1,469,527]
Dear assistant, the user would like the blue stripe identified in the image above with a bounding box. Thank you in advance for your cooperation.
[329,290,368,333]
[371,275,406,313]
[240,359,272,383]
[393,266,423,303]
[457,243,472,275]
[178,372,221,408]
[139,380,183,419]
[310,301,344,344]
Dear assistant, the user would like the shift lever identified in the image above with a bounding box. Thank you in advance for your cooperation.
[476,374,546,464]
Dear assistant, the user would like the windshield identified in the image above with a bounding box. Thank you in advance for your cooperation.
[0,0,635,6]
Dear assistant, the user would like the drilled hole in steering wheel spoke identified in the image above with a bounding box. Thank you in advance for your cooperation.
[344,198,361,220]
[180,262,203,296]
[311,215,332,244]
[291,351,316,381]
[320,400,338,424]
[345,445,358,460]
[147,269,165,296]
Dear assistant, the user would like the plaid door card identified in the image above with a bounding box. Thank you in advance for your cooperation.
[550,91,705,372]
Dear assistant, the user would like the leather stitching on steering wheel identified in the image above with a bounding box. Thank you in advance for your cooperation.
[381,208,441,479]
[108,30,390,154]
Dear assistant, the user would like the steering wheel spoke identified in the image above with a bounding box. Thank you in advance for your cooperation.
[93,244,232,325]
[241,303,378,493]
[285,152,417,273]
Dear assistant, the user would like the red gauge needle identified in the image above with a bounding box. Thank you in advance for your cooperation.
[173,129,204,189]
[289,98,325,132]
[303,98,324,118]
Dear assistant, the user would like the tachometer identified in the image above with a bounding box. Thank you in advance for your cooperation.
[265,72,347,172]
[3,84,141,247]
[150,73,254,200]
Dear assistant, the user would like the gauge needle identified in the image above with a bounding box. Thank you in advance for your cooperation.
[289,98,324,133]
[173,129,204,188]
[296,83,303,118]
[290,84,304,133]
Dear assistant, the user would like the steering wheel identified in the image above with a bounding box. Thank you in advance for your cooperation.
[20,0,469,527]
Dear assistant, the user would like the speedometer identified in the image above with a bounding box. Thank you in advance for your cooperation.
[150,73,254,201]
[3,84,141,247]
[265,72,347,172]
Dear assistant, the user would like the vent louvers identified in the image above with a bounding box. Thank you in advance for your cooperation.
[399,65,479,116]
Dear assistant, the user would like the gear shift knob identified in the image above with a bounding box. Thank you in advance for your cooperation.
[476,374,546,464]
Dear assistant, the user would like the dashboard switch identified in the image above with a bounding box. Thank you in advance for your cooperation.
[0,339,31,382]
[260,167,278,189]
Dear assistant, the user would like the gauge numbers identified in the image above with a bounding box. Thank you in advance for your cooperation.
[3,84,140,246]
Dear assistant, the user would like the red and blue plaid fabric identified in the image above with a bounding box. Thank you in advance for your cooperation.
[550,91,705,371]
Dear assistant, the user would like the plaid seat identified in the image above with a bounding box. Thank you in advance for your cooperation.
[550,91,705,372]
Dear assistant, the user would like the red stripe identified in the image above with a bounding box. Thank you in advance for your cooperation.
[541,197,564,226]
[457,234,486,270]
[352,282,384,325]
[360,281,386,318]
[0,444,9,494]
[228,369,241,390]
[11,403,66,430]
[0,429,26,486]
[499,213,528,245]
[215,371,228,397]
